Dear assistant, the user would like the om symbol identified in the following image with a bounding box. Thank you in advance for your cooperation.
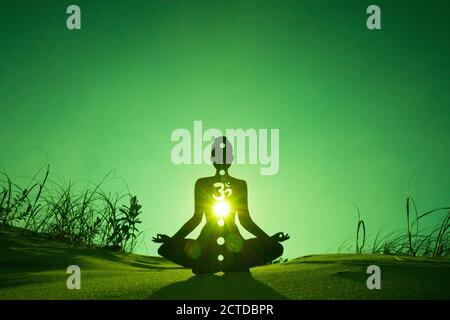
[212,182,232,201]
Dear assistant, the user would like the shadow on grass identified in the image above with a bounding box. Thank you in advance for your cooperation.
[0,227,122,268]
[0,226,182,289]
[150,272,287,300]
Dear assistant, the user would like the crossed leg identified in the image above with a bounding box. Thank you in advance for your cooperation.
[158,237,283,274]
[223,238,284,272]
[158,238,200,268]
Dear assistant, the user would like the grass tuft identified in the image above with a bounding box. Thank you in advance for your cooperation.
[343,197,449,257]
[0,166,142,253]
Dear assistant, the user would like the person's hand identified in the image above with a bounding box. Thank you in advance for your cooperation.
[152,234,171,243]
[271,232,290,242]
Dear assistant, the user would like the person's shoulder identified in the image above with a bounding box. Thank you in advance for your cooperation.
[230,177,247,188]
[195,176,214,186]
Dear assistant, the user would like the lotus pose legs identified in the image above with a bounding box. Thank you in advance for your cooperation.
[153,137,289,274]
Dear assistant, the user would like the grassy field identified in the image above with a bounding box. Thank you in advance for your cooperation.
[0,226,449,300]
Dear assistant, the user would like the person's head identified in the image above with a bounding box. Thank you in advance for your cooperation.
[211,136,234,172]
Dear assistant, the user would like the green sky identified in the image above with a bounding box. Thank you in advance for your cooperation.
[1,0,449,258]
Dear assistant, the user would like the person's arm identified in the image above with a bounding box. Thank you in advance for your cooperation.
[237,181,270,239]
[172,214,202,239]
[239,209,270,239]
[172,180,203,239]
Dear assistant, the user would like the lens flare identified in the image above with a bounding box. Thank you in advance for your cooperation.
[213,200,230,218]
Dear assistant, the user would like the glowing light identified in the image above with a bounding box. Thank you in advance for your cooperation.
[217,219,224,226]
[216,237,225,245]
[214,201,230,218]
[217,254,224,261]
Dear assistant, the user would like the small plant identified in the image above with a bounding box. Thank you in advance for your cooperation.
[406,197,418,256]
[355,206,366,254]
[103,195,142,252]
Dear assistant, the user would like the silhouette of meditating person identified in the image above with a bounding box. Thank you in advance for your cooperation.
[153,136,289,274]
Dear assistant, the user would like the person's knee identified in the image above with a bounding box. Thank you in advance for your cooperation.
[158,243,168,257]
[273,242,283,258]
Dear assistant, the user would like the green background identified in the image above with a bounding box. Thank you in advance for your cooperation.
[1,0,449,258]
